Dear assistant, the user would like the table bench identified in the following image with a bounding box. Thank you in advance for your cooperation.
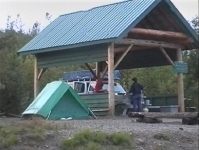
[122,103,152,115]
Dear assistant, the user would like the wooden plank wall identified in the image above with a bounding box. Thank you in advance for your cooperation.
[80,93,109,116]
[37,44,108,68]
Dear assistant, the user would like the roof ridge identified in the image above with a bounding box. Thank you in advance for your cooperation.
[60,10,85,17]
[60,0,128,17]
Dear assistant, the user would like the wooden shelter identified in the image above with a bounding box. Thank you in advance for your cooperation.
[18,0,198,115]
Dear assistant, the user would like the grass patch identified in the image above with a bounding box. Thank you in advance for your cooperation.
[60,130,133,150]
[26,132,46,141]
[86,142,102,150]
[0,134,19,148]
[21,117,72,130]
[0,118,58,149]
[153,133,171,141]
[110,132,132,146]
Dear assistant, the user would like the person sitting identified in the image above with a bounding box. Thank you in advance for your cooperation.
[94,78,106,93]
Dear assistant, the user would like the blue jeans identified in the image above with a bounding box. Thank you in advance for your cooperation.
[131,94,142,112]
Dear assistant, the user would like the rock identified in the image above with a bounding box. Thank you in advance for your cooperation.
[136,117,163,123]
[136,138,145,145]
[182,117,199,125]
[45,145,49,148]
[179,127,183,130]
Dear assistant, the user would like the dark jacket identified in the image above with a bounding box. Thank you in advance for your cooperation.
[129,82,143,95]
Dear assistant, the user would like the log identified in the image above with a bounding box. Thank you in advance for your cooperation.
[130,28,192,42]
[136,117,163,123]
[115,38,182,49]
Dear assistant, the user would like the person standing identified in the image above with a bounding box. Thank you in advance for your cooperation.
[129,77,144,112]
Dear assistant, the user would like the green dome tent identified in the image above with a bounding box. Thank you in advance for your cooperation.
[22,81,94,120]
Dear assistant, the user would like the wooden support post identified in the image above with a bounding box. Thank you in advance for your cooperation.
[34,55,39,98]
[96,62,101,78]
[177,48,185,112]
[159,47,174,66]
[114,44,133,69]
[108,42,115,116]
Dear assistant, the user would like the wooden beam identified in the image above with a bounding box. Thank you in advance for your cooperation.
[177,48,185,112]
[85,63,97,79]
[116,38,182,49]
[108,42,115,116]
[37,68,47,80]
[114,44,133,69]
[159,47,174,66]
[34,56,39,98]
[114,46,150,53]
[102,65,108,78]
[131,28,192,42]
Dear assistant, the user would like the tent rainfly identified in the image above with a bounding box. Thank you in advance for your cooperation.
[22,81,94,120]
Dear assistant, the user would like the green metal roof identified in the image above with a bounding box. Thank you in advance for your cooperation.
[18,0,198,55]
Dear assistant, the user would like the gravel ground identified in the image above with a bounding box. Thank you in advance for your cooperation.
[56,117,199,150]
[0,117,198,150]
[59,117,198,136]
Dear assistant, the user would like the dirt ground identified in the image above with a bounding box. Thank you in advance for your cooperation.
[0,116,198,150]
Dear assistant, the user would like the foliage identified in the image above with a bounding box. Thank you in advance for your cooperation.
[183,16,199,109]
[60,130,133,150]
[0,15,82,114]
[0,29,34,114]
[120,66,177,97]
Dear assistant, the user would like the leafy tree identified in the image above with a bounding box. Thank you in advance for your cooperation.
[183,16,198,110]
[0,29,33,114]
